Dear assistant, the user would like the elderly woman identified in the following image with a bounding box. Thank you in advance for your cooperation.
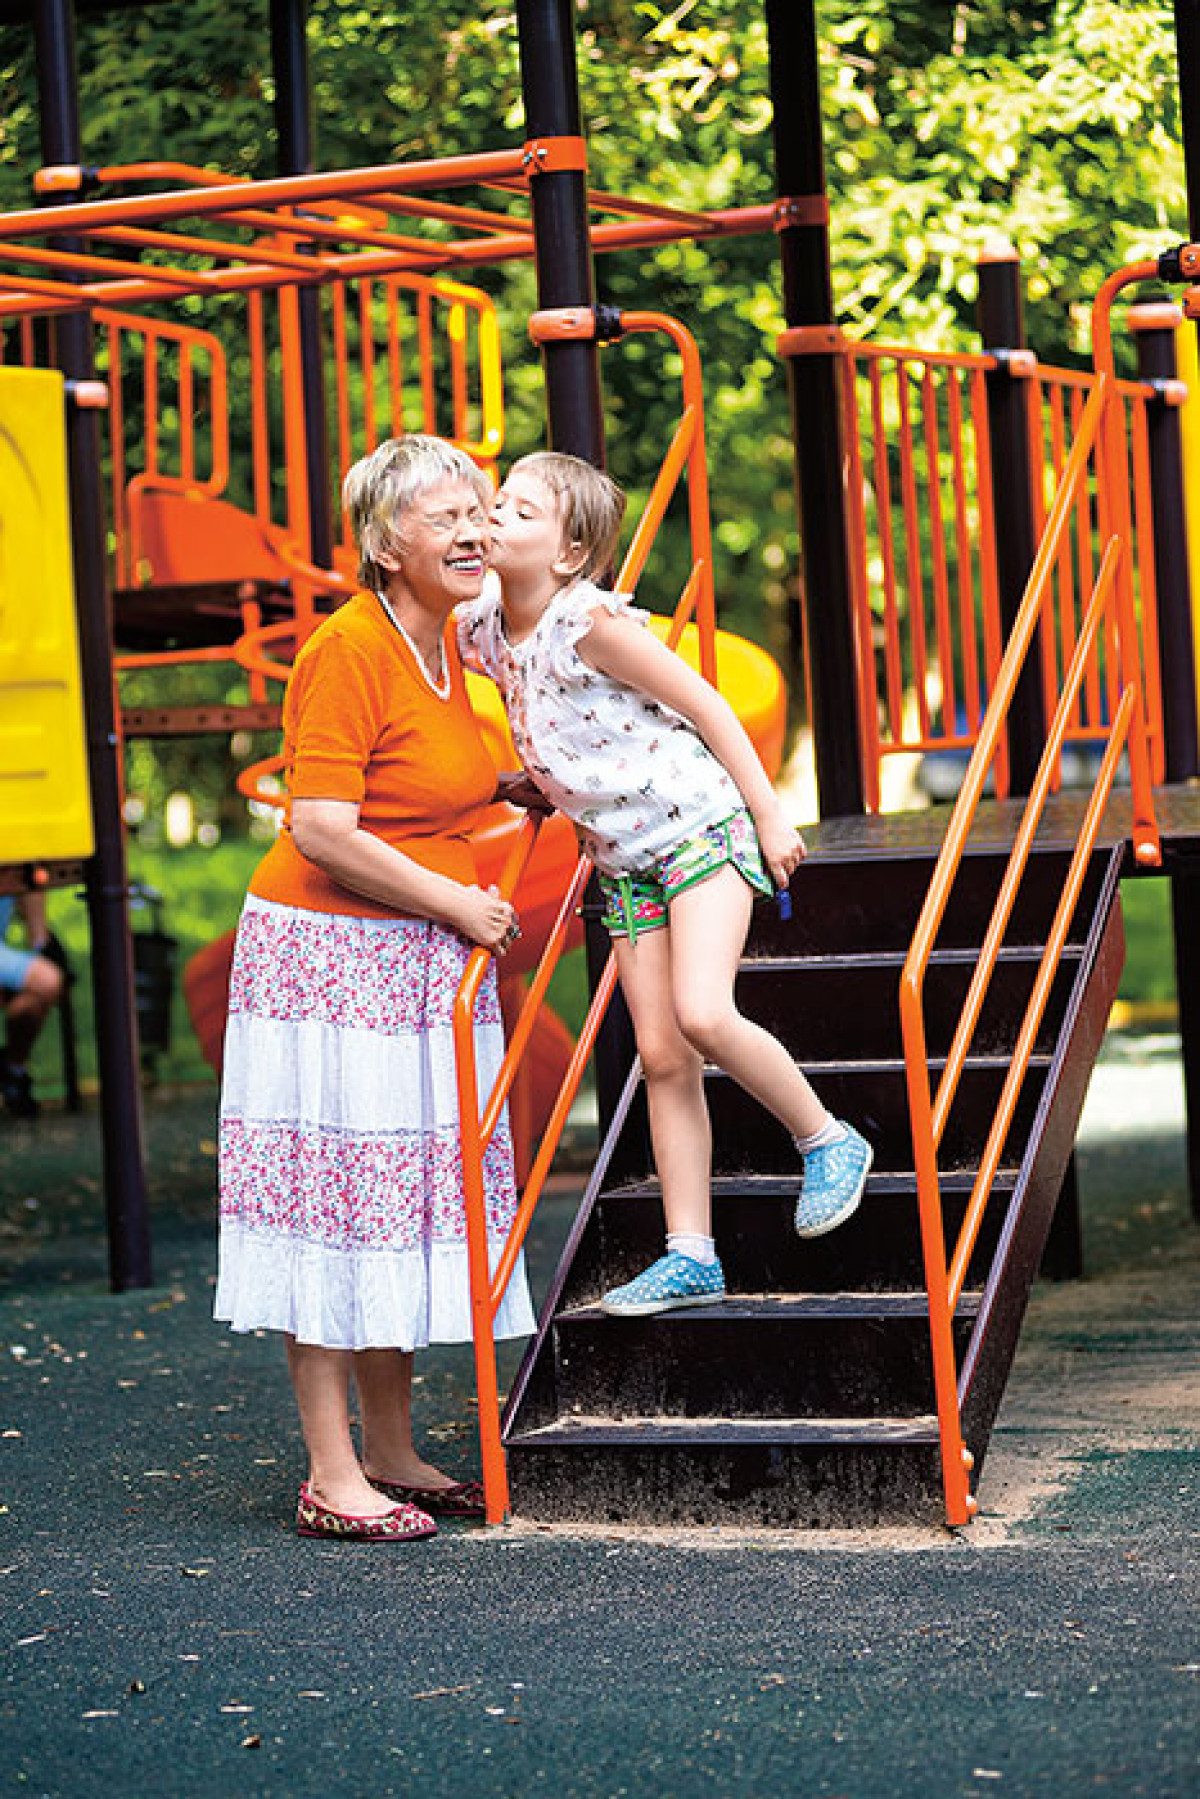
[215,435,534,1543]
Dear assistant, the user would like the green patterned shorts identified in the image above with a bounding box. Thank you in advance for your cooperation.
[599,809,773,942]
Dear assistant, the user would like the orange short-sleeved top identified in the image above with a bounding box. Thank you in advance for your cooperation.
[249,591,498,918]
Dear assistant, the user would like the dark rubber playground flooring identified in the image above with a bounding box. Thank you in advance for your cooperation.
[1,1047,1197,1797]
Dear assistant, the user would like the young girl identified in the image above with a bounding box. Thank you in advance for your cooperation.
[458,451,871,1317]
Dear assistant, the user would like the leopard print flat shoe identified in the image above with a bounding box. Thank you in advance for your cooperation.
[366,1476,486,1519]
[295,1482,437,1542]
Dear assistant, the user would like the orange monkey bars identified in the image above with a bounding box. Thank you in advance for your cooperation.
[899,261,1166,1527]
[453,305,723,1524]
[0,147,774,717]
[0,148,778,321]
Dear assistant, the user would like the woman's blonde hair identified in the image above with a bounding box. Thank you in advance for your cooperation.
[341,435,491,593]
[508,451,626,583]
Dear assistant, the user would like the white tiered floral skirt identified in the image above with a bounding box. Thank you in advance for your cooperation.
[214,895,535,1351]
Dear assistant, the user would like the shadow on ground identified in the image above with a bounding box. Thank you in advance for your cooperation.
[1,1044,1197,1796]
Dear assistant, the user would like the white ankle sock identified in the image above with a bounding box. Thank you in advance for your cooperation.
[794,1116,847,1155]
[666,1232,717,1266]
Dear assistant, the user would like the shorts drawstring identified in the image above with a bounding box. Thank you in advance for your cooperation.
[617,874,641,946]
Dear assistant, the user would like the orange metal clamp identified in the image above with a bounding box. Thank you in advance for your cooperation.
[529,305,597,344]
[776,323,844,357]
[65,380,110,409]
[773,195,830,230]
[521,135,588,178]
[34,164,87,195]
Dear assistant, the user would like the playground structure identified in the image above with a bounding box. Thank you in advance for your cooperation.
[3,0,1200,1530]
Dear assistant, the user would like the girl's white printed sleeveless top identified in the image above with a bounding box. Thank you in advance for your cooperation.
[457,580,741,877]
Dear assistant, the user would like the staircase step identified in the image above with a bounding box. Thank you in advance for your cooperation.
[558,1290,978,1323]
[504,1413,948,1527]
[554,1170,1014,1312]
[734,948,1079,1060]
[699,1057,1050,1176]
[549,1292,980,1420]
[509,1414,941,1448]
[751,848,1107,958]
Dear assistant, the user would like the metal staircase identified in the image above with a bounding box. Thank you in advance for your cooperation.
[500,837,1126,1527]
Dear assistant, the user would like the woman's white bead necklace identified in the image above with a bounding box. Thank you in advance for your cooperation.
[376,591,450,698]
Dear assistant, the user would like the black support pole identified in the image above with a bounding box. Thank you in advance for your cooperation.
[33,0,151,1290]
[1174,2,1200,239]
[270,0,333,568]
[976,244,1045,797]
[514,0,633,1140]
[515,0,605,463]
[765,0,864,819]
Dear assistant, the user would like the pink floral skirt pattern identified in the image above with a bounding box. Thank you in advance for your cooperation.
[214,896,535,1351]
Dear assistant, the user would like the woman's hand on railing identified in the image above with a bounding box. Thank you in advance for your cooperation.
[452,882,520,956]
[494,770,555,815]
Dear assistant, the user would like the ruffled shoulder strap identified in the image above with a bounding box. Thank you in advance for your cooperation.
[543,580,652,675]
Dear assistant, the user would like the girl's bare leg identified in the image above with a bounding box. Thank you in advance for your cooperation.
[285,1338,394,1515]
[354,1349,459,1491]
[613,926,712,1237]
[667,866,831,1140]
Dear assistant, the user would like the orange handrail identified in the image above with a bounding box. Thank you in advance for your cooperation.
[613,311,717,684]
[834,334,1167,805]
[453,306,722,1523]
[899,260,1166,1528]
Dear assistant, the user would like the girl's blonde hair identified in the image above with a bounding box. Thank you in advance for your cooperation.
[508,451,626,583]
[342,435,491,593]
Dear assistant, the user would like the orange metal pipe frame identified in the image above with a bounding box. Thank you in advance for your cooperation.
[3,151,531,239]
[452,821,543,1524]
[451,337,724,1518]
[618,311,718,686]
[900,262,1168,1525]
[900,380,1109,1527]
[88,160,535,240]
[531,306,720,686]
[945,541,1126,1300]
[0,206,782,323]
[925,390,1112,1147]
[838,348,883,809]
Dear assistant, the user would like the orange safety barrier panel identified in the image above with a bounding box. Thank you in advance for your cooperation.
[832,339,1167,810]
[898,260,1165,1527]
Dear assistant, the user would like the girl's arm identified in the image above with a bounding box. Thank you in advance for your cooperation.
[291,799,517,953]
[576,608,805,886]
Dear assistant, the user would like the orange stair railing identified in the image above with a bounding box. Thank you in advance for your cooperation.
[453,305,720,1524]
[898,259,1168,1527]
[835,337,1167,810]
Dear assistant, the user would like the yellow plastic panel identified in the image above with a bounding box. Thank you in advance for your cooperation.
[0,367,94,862]
[1177,322,1200,736]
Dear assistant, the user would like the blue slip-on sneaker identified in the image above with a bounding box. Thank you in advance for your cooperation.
[599,1251,727,1318]
[795,1123,873,1238]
